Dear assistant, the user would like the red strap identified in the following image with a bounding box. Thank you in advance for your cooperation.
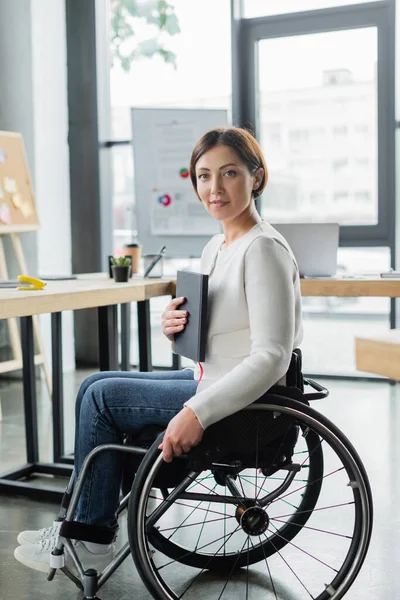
[198,362,204,382]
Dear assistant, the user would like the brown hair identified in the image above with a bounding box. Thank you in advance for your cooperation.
[189,127,268,199]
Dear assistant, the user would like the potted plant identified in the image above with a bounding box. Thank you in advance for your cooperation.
[110,256,131,282]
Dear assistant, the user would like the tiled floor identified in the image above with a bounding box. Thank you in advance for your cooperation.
[0,371,400,599]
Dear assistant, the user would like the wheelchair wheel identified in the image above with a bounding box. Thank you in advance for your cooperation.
[128,397,372,600]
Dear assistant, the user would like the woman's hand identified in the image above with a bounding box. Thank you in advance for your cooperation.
[159,406,204,462]
[161,297,188,342]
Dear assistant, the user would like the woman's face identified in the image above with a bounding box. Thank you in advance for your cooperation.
[195,145,262,223]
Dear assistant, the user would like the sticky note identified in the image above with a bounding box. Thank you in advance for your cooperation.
[4,177,17,194]
[20,203,33,217]
[0,203,11,224]
[12,193,22,208]
[0,149,6,164]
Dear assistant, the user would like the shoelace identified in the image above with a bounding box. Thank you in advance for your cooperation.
[39,525,60,539]
[39,536,58,552]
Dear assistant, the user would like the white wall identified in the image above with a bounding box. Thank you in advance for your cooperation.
[0,0,75,373]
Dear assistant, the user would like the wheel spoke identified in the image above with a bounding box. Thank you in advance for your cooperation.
[175,525,242,597]
[186,473,214,492]
[157,526,242,571]
[158,515,232,534]
[240,475,299,510]
[166,484,218,541]
[194,498,213,550]
[255,419,260,500]
[270,518,352,539]
[150,498,234,521]
[261,531,315,599]
[272,500,355,520]
[216,536,250,600]
[271,466,345,503]
[268,522,339,573]
[249,535,279,599]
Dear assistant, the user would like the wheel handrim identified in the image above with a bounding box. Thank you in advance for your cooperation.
[130,402,372,600]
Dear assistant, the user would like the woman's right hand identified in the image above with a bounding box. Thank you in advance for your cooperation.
[162,297,188,343]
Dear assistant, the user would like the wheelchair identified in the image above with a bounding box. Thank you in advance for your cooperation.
[46,350,373,600]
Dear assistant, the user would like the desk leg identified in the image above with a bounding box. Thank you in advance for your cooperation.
[20,316,39,464]
[0,315,72,501]
[171,295,181,371]
[98,305,118,371]
[137,300,152,372]
[52,312,64,462]
[120,303,131,371]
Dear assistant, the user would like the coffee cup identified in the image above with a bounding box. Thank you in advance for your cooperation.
[123,243,141,274]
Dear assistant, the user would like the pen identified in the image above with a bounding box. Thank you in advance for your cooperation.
[143,246,166,278]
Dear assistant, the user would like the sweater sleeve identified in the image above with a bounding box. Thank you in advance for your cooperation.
[185,236,298,429]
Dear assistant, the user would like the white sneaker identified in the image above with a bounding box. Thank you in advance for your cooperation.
[17,520,62,546]
[14,537,115,574]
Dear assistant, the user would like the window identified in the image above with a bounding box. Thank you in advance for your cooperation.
[265,123,282,144]
[110,0,232,255]
[309,192,325,205]
[243,0,383,18]
[302,247,390,377]
[333,125,348,137]
[333,158,348,172]
[109,0,232,367]
[334,191,348,202]
[355,190,371,203]
[257,28,378,227]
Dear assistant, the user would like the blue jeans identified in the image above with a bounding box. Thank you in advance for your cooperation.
[73,369,197,532]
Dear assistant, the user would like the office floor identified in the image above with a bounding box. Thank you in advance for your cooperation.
[0,370,399,599]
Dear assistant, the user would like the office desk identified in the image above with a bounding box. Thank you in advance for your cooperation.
[169,276,400,299]
[3,275,397,502]
[300,276,400,297]
[0,274,175,501]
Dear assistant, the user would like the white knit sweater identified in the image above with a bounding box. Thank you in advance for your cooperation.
[184,221,303,430]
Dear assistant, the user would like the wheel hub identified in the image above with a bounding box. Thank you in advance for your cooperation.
[236,505,270,536]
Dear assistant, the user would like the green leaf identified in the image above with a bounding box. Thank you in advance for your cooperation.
[110,0,180,72]
[112,256,132,266]
[157,48,177,68]
[164,14,180,35]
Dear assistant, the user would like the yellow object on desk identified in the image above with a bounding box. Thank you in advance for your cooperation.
[17,274,46,291]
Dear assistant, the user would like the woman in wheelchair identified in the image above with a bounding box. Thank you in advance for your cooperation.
[14,127,372,600]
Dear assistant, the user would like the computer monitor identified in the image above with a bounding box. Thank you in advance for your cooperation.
[271,222,339,277]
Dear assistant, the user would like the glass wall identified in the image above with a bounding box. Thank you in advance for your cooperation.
[110,0,232,253]
[244,0,384,18]
[258,28,378,226]
[107,0,394,376]
[109,0,231,367]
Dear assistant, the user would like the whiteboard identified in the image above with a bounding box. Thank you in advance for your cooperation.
[131,107,228,258]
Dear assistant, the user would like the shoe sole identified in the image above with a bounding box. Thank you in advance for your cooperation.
[14,546,51,573]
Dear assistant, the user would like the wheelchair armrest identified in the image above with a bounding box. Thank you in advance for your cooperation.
[302,378,329,401]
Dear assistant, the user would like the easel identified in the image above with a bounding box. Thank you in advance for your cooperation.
[0,132,52,403]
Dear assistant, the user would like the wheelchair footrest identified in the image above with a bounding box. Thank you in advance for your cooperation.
[60,520,115,545]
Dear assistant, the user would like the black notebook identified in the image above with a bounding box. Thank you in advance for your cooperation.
[174,270,208,362]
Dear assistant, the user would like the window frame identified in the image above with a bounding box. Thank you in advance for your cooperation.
[231,0,396,249]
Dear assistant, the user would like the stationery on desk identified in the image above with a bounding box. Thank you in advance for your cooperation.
[380,271,400,279]
[143,245,166,278]
[0,275,47,290]
[173,270,208,362]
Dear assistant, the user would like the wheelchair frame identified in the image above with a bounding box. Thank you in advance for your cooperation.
[44,375,373,600]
